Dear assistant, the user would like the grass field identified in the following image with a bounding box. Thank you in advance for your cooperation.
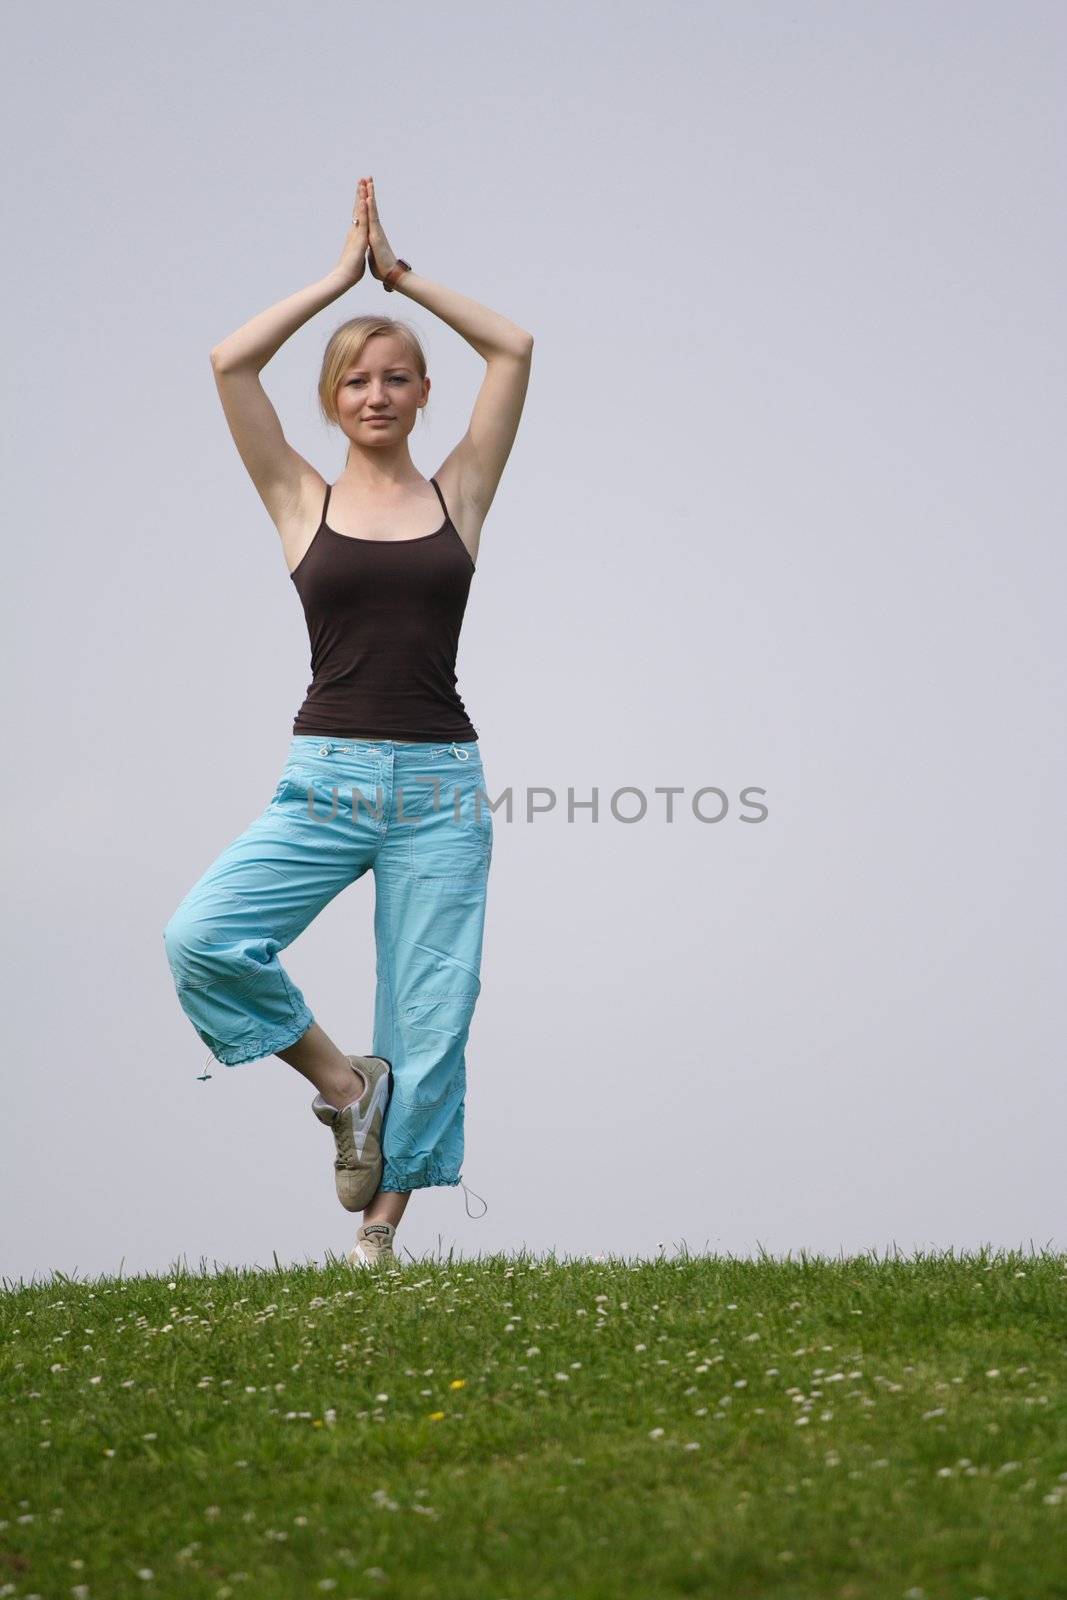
[1,1247,1065,1599]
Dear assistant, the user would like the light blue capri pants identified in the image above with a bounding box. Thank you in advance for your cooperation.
[163,736,493,1193]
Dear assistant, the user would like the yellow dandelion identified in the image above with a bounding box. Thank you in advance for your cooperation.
[428,1411,445,1421]
[449,1379,466,1390]
[312,1419,324,1428]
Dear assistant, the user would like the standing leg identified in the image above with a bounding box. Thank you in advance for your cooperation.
[363,1187,413,1228]
[370,748,493,1196]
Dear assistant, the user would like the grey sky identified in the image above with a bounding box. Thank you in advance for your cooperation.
[2,0,1064,1279]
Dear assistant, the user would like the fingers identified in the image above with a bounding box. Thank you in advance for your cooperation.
[350,181,371,233]
[350,176,375,233]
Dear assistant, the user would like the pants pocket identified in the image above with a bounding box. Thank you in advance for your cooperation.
[268,768,383,848]
[405,778,491,882]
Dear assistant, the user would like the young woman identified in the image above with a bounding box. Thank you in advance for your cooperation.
[163,176,532,1270]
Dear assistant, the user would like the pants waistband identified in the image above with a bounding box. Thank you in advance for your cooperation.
[290,736,479,764]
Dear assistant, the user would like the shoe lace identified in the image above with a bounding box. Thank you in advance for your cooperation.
[330,1114,355,1167]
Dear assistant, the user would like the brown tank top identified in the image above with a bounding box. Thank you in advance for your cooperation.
[289,477,479,742]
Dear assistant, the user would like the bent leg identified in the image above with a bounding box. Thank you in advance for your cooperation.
[163,804,367,1067]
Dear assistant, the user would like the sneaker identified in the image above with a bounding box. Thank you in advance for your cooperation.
[347,1220,400,1271]
[311,1054,392,1211]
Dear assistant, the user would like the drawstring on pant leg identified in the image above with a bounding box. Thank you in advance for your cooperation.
[449,742,470,760]
[461,1180,487,1218]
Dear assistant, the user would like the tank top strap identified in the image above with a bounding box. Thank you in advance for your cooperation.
[429,476,450,523]
[320,482,332,526]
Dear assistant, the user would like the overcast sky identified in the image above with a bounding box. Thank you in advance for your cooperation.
[2,0,1064,1281]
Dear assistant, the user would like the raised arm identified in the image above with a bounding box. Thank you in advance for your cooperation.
[208,185,370,528]
[363,177,534,521]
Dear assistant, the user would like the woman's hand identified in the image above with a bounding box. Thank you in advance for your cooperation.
[333,178,370,288]
[364,177,401,283]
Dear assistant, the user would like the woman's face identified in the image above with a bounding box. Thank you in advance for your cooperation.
[336,334,429,446]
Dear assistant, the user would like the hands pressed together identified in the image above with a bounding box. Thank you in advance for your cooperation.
[335,176,403,289]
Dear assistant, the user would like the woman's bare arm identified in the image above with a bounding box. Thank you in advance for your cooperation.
[390,269,533,360]
[209,267,355,373]
[207,185,372,536]
[364,177,532,359]
[210,183,369,372]
[361,177,533,521]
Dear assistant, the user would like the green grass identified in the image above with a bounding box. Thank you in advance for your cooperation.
[2,1246,1066,1599]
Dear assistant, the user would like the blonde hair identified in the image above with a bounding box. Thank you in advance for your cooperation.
[317,315,428,431]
